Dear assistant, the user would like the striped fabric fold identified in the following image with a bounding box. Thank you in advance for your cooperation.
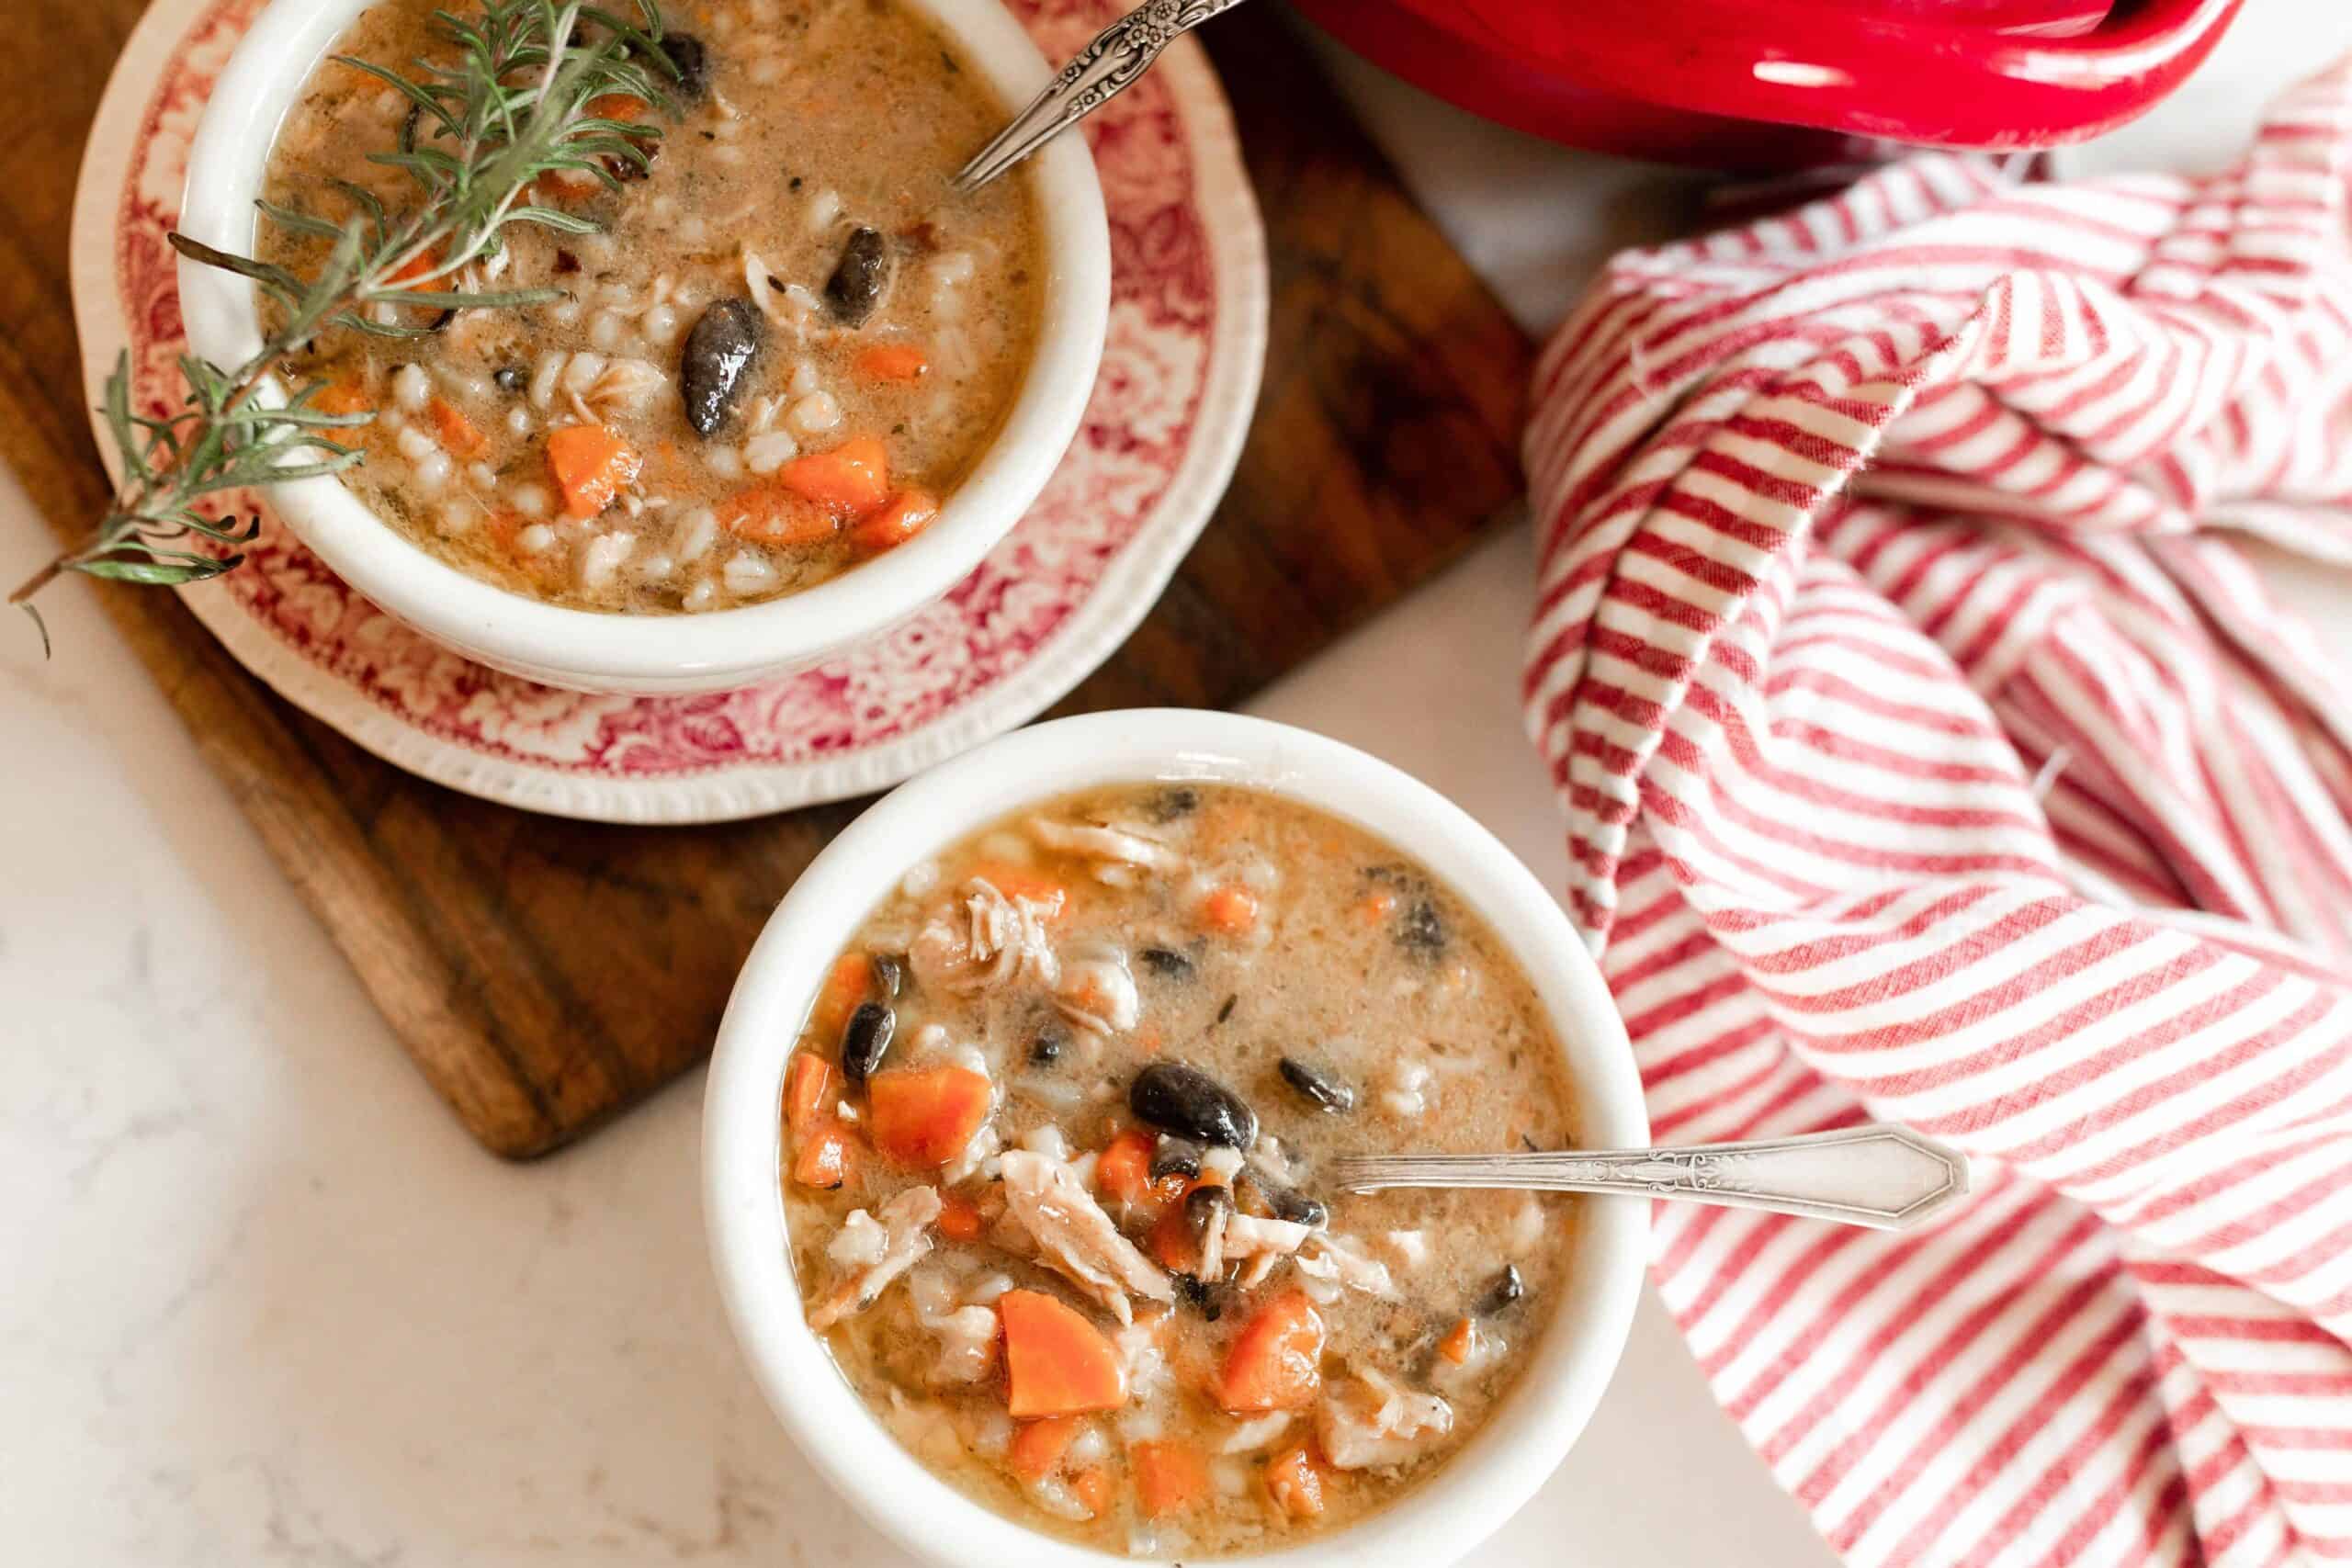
[1521,64,2352,1568]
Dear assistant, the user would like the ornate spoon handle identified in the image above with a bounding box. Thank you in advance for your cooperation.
[1332,1125,1970,1231]
[953,0,1253,194]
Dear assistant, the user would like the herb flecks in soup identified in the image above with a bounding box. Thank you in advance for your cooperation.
[781,785,1579,1557]
[259,0,1042,613]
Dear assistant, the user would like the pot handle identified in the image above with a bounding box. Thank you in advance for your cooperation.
[1427,0,2246,151]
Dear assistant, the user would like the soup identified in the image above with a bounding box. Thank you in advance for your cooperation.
[780,784,1579,1557]
[256,0,1043,613]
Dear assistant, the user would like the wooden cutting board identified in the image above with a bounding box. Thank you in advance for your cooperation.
[0,3,1534,1156]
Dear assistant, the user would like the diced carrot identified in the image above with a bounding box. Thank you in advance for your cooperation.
[311,377,374,417]
[1069,1466,1114,1517]
[428,397,486,457]
[544,424,640,520]
[784,1052,834,1140]
[1131,1439,1208,1518]
[854,343,932,383]
[866,1066,993,1167]
[1352,889,1397,927]
[1095,1127,1159,1207]
[1201,885,1260,936]
[853,488,940,553]
[586,93,651,123]
[1000,1290,1127,1417]
[775,435,891,519]
[720,479,841,547]
[790,1118,857,1190]
[387,247,440,288]
[937,1189,986,1243]
[1438,1316,1476,1366]
[1215,1291,1325,1413]
[1147,1202,1193,1273]
[811,953,871,1040]
[1263,1444,1327,1518]
[1007,1416,1083,1483]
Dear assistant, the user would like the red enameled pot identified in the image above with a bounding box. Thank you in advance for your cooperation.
[1291,0,2247,169]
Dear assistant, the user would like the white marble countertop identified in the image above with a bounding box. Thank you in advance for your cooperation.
[7,4,2348,1562]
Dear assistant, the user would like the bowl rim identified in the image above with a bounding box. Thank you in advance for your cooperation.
[702,708,1651,1568]
[174,0,1110,692]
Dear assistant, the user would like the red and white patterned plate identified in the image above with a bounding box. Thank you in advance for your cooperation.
[69,0,1265,822]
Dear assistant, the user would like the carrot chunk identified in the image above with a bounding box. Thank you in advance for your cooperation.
[585,92,651,123]
[720,479,841,547]
[545,424,640,520]
[1000,1290,1127,1417]
[1007,1415,1082,1483]
[784,1052,834,1140]
[853,488,941,553]
[1215,1291,1325,1412]
[1094,1127,1158,1207]
[811,953,870,1041]
[429,397,486,457]
[1352,889,1397,927]
[1438,1316,1476,1366]
[854,344,932,383]
[1131,1439,1208,1518]
[775,435,891,519]
[1146,1202,1193,1273]
[1263,1444,1328,1518]
[1201,885,1260,936]
[865,1066,993,1167]
[937,1190,986,1243]
[311,376,374,417]
[790,1118,856,1190]
[386,247,440,288]
[1070,1465,1114,1517]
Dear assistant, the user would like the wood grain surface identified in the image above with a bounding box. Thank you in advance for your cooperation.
[0,2,1535,1156]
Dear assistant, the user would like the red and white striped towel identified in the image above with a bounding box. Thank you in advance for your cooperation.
[1522,65,2352,1568]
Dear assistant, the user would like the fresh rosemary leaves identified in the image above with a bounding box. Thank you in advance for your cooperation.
[11,0,673,651]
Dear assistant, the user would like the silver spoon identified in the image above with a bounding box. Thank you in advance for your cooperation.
[954,0,1251,194]
[1332,1124,1969,1231]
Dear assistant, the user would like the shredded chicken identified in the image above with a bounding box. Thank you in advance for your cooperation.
[910,876,1062,996]
[998,1150,1174,1325]
[1054,944,1139,1036]
[1316,1368,1454,1470]
[1294,1234,1398,1304]
[1026,817,1185,881]
[1221,1213,1317,1260]
[826,1209,888,1269]
[810,1186,943,1329]
[1114,1319,1172,1404]
[1220,1412,1294,1454]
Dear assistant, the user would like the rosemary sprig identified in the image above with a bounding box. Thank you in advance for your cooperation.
[14,0,673,652]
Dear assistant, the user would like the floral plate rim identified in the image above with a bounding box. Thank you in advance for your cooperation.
[66,0,1267,825]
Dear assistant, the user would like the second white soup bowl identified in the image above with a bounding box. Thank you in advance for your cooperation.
[703,708,1650,1566]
